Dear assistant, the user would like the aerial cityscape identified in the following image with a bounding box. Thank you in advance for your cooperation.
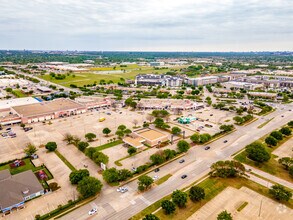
[0,1,292,220]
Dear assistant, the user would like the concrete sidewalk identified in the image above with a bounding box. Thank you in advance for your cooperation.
[245,164,293,190]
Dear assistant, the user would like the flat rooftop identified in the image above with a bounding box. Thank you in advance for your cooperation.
[0,97,40,111]
[12,98,85,117]
[137,129,168,141]
[123,136,144,148]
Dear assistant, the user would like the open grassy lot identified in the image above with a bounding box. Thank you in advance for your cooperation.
[39,65,184,87]
[234,133,293,182]
[12,89,27,98]
[131,177,293,220]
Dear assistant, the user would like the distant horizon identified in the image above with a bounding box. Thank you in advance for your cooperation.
[1,1,293,51]
[1,49,292,53]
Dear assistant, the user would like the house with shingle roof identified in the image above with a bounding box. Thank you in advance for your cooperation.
[0,170,44,214]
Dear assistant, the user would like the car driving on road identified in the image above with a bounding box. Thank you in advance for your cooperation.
[181,174,187,179]
[204,146,210,150]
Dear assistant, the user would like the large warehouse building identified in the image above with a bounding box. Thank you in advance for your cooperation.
[11,98,86,124]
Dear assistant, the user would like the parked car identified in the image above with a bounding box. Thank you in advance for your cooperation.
[117,187,128,193]
[24,127,33,132]
[181,174,187,179]
[88,208,98,215]
[154,168,160,172]
[223,140,228,143]
[204,146,210,150]
[153,175,159,180]
[179,159,185,163]
[6,128,11,131]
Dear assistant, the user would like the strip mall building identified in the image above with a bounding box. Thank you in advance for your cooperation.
[0,97,113,125]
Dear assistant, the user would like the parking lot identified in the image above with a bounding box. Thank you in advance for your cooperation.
[189,186,292,220]
[272,137,293,158]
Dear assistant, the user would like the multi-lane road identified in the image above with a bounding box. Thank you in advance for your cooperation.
[61,103,293,220]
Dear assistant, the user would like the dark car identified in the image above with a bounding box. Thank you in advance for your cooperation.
[181,175,187,179]
[154,168,160,172]
[179,159,185,163]
[24,127,33,132]
[6,128,12,131]
[223,140,228,143]
[204,146,210,150]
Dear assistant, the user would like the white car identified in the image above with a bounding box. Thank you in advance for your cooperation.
[153,175,159,180]
[117,187,128,193]
[88,208,98,215]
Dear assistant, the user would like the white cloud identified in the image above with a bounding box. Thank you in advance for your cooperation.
[0,0,292,51]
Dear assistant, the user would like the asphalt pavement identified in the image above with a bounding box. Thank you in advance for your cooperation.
[61,104,293,220]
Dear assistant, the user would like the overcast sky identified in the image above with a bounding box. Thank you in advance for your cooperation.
[1,0,293,51]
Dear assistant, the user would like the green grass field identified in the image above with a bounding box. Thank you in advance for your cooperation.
[12,89,27,98]
[39,65,184,87]
[234,133,293,182]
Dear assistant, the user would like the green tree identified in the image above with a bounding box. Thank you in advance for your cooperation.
[270,131,283,141]
[45,142,57,152]
[85,147,96,159]
[118,124,127,131]
[199,133,212,143]
[103,168,120,183]
[143,214,160,220]
[102,128,111,136]
[138,175,154,191]
[154,118,165,128]
[130,101,137,109]
[63,133,74,144]
[189,186,205,202]
[172,190,187,208]
[69,169,90,184]
[136,165,149,174]
[217,210,232,220]
[177,140,190,153]
[24,143,37,156]
[118,169,133,181]
[278,157,293,170]
[127,147,137,155]
[219,124,234,132]
[163,149,177,160]
[279,127,292,136]
[150,151,166,165]
[93,151,109,165]
[171,126,181,135]
[233,116,244,124]
[269,184,292,201]
[124,129,132,135]
[265,136,278,147]
[77,176,103,198]
[289,166,293,177]
[116,129,125,138]
[245,142,270,163]
[77,141,89,152]
[190,133,200,144]
[85,133,96,142]
[288,121,293,127]
[209,160,245,178]
[161,200,176,215]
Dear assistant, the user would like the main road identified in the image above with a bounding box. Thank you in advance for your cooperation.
[61,104,293,220]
